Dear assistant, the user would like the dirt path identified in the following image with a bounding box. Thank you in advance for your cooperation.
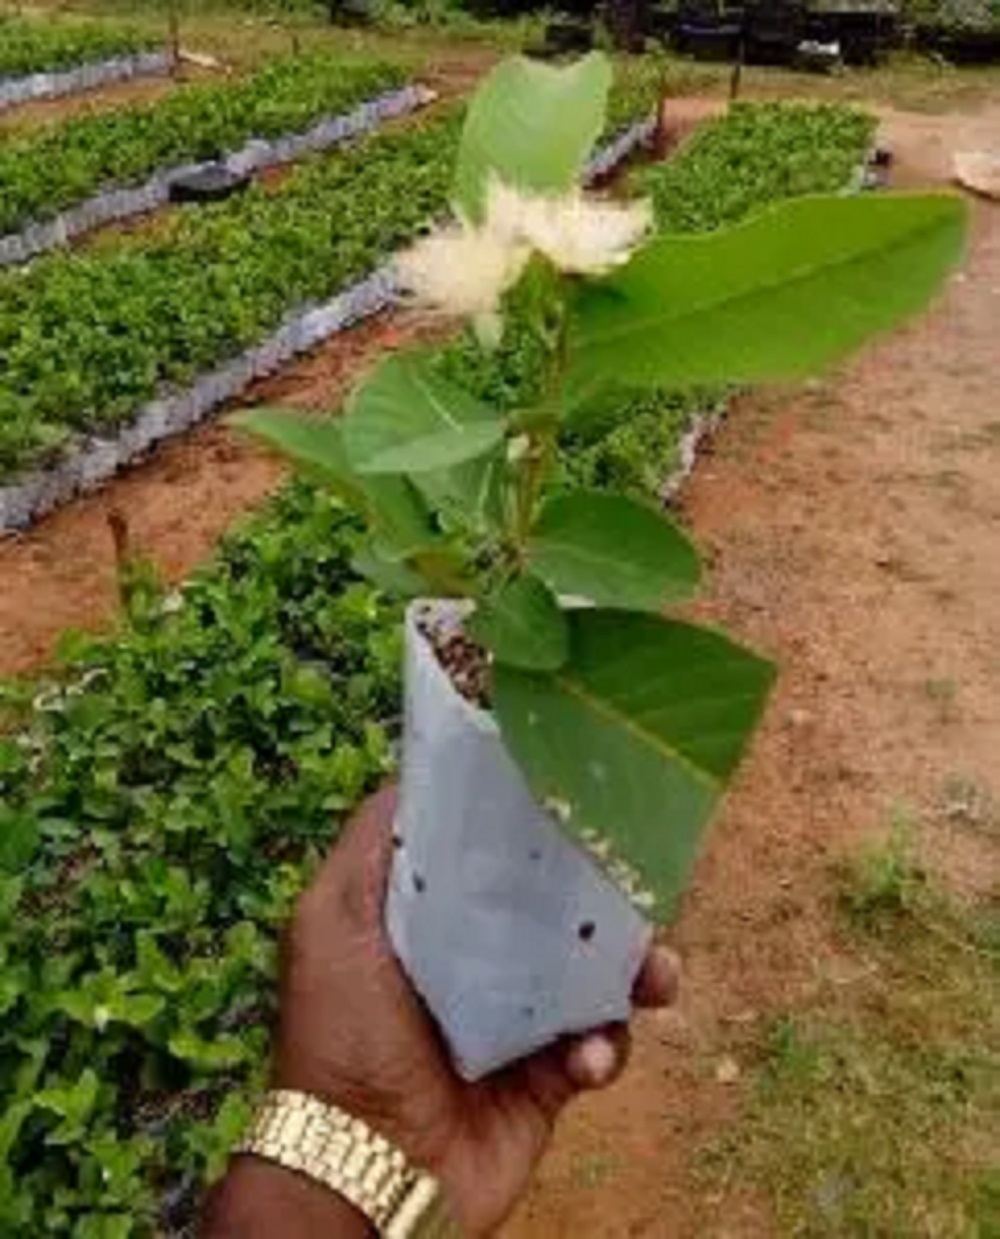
[0,309,443,675]
[505,104,1000,1238]
[0,69,198,135]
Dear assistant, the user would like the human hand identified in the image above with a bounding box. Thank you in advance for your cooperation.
[271,785,680,1236]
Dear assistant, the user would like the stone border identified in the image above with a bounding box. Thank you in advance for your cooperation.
[0,115,656,533]
[0,50,171,112]
[1,83,436,269]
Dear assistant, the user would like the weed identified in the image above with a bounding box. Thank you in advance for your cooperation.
[710,842,1000,1237]
[925,675,960,724]
[837,806,927,929]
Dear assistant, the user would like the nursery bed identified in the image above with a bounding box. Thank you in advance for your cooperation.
[1,19,170,110]
[0,102,659,530]
[0,56,414,265]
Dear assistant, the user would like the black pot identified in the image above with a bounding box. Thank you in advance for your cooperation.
[168,165,253,205]
[673,21,744,58]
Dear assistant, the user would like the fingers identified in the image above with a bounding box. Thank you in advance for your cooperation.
[518,1023,632,1123]
[310,784,398,898]
[632,944,681,1010]
[563,1025,631,1091]
[297,785,399,942]
[518,947,682,1120]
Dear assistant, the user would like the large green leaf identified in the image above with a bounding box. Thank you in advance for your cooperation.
[494,611,776,918]
[411,446,509,537]
[467,575,569,671]
[234,407,435,556]
[352,542,426,598]
[453,52,613,224]
[528,490,701,611]
[343,354,505,475]
[565,193,967,408]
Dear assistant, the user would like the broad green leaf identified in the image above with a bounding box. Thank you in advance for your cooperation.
[353,543,427,598]
[169,1030,254,1072]
[369,482,440,560]
[528,491,700,611]
[467,575,569,671]
[453,53,613,223]
[355,540,473,598]
[565,193,967,408]
[343,355,505,474]
[411,446,509,537]
[235,408,437,556]
[0,1101,32,1163]
[234,406,363,499]
[494,611,776,918]
[0,806,39,873]
[37,1070,100,1144]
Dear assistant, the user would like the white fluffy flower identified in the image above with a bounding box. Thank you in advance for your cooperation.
[395,221,530,345]
[488,179,653,276]
[395,178,652,340]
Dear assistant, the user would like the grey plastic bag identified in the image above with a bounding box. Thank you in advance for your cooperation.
[386,602,651,1082]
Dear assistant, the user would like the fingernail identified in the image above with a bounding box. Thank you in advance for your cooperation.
[577,1035,618,1087]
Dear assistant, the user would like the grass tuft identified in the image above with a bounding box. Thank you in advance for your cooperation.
[708,826,1000,1237]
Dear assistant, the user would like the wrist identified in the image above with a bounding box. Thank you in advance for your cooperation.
[204,1154,375,1238]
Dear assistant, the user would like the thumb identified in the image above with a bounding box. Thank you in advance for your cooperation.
[513,1025,632,1125]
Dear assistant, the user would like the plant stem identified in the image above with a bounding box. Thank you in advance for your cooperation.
[510,297,569,562]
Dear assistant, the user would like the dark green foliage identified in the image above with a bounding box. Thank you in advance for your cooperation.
[643,101,876,235]
[560,389,712,496]
[0,485,400,1235]
[0,17,156,78]
[0,113,460,479]
[0,55,406,237]
[906,0,1000,32]
[0,68,657,482]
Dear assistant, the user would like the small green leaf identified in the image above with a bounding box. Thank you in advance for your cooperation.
[411,446,509,537]
[0,806,39,873]
[116,993,165,1029]
[169,1030,253,1072]
[494,611,776,918]
[467,575,569,671]
[343,355,505,475]
[37,1069,100,1144]
[234,408,437,556]
[528,491,700,611]
[453,53,613,223]
[353,543,426,597]
[0,1100,32,1163]
[565,193,967,407]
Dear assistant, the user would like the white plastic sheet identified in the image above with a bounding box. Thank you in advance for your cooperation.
[0,263,397,530]
[387,604,651,1081]
[0,50,171,112]
[0,84,434,269]
[0,115,656,532]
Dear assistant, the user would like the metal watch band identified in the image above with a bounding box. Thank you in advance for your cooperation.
[238,1089,458,1238]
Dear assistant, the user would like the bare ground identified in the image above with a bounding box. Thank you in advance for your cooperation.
[0,309,444,675]
[0,67,214,135]
[505,103,1000,1237]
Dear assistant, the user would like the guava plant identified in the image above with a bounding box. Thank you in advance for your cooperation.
[241,53,966,918]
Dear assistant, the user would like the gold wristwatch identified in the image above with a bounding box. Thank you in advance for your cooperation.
[239,1089,459,1238]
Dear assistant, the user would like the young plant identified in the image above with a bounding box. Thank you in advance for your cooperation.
[241,52,966,919]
